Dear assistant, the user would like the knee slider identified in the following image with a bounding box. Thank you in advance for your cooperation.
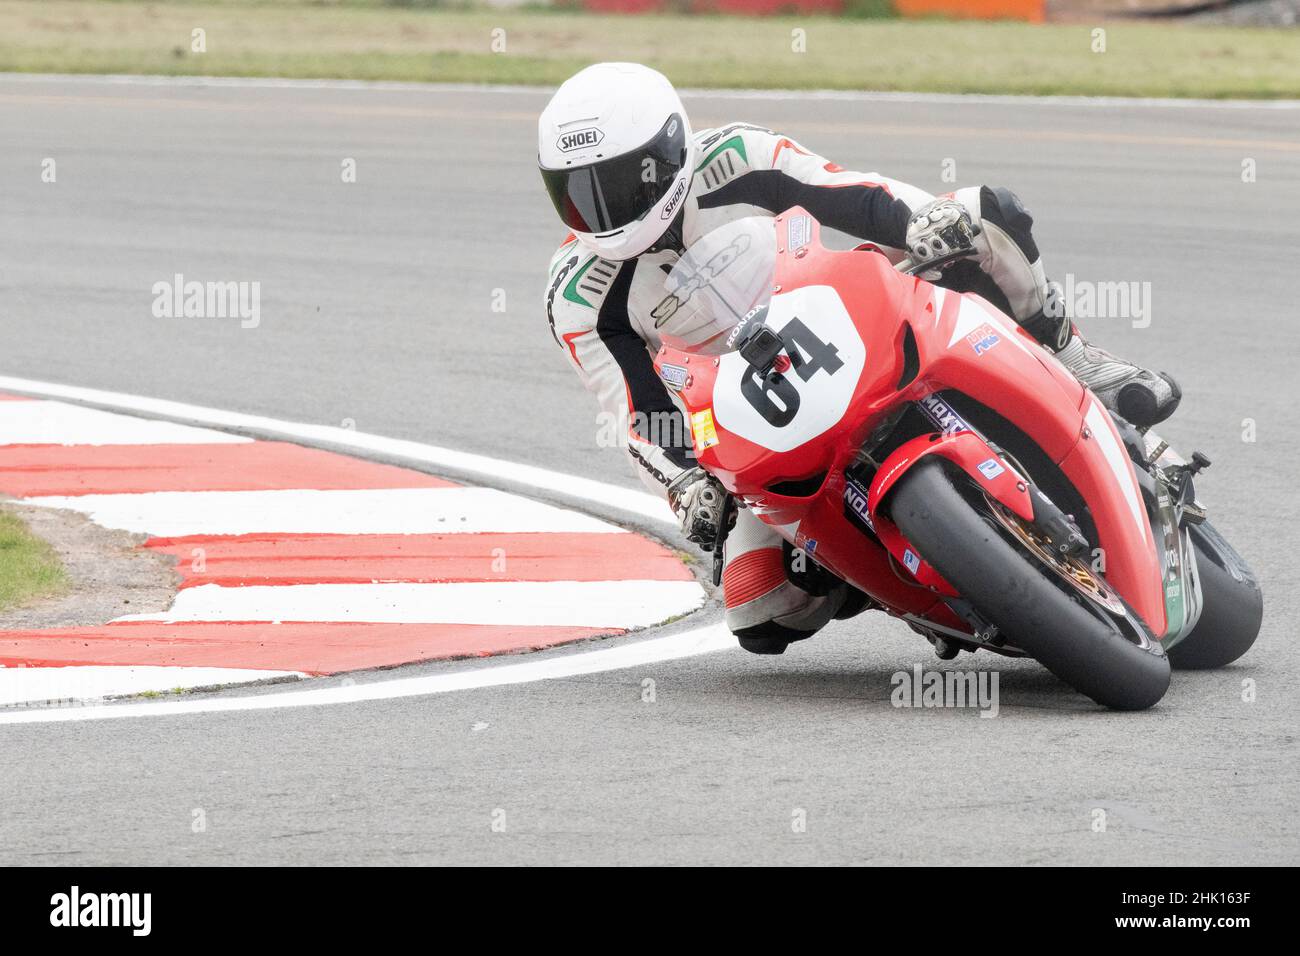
[734,620,815,656]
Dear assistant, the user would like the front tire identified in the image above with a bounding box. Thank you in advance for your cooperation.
[889,458,1170,711]
[1168,521,1263,670]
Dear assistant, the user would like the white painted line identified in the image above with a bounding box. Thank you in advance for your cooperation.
[116,580,707,628]
[0,622,735,724]
[0,665,302,708]
[3,72,1297,110]
[0,375,673,527]
[0,399,251,447]
[22,486,625,537]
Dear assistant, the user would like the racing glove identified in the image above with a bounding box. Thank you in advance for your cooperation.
[905,197,980,277]
[667,468,729,550]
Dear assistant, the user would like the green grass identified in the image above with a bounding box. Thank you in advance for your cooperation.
[0,508,68,611]
[1,1,1297,97]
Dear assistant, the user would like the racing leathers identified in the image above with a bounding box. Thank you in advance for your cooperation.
[544,123,1079,653]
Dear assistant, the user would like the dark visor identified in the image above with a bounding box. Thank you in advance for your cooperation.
[540,114,687,234]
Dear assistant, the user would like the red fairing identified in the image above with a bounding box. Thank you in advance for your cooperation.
[668,216,915,504]
[655,209,1166,638]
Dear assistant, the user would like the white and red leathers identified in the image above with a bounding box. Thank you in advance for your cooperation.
[544,123,1056,646]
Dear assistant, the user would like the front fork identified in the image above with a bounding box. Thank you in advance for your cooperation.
[1136,429,1210,647]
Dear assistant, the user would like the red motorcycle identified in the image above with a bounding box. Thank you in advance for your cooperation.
[653,209,1262,710]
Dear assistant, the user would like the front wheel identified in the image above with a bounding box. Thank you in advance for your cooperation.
[889,457,1170,711]
[1168,521,1263,669]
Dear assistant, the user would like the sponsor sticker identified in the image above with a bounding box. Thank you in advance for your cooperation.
[918,394,970,434]
[690,408,720,450]
[977,457,1006,480]
[794,530,818,555]
[659,363,690,390]
[902,548,921,575]
[724,305,762,350]
[557,128,604,152]
[843,476,875,532]
[787,215,812,253]
[966,322,1001,356]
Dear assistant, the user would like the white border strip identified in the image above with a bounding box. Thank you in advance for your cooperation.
[3,72,1298,110]
[0,376,726,724]
[0,374,672,528]
[0,623,733,724]
[0,665,304,708]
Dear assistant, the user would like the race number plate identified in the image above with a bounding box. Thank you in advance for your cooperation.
[713,285,865,453]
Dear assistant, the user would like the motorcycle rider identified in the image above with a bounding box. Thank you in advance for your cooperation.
[539,62,1181,655]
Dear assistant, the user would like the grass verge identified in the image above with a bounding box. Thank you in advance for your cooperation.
[0,507,68,612]
[0,1,1297,98]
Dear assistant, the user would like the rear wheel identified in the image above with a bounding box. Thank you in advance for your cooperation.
[889,457,1170,711]
[1168,521,1263,670]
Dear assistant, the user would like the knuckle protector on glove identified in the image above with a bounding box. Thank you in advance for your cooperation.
[906,198,978,268]
[668,469,729,549]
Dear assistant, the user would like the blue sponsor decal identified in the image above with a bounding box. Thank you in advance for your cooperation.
[977,457,1006,480]
[966,322,1001,356]
[902,548,921,575]
[659,363,689,390]
[794,529,819,555]
[787,215,812,253]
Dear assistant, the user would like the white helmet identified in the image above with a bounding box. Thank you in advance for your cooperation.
[538,63,696,261]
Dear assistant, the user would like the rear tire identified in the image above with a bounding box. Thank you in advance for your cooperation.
[1168,522,1263,670]
[890,457,1170,711]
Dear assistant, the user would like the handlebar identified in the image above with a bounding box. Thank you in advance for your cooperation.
[894,249,977,277]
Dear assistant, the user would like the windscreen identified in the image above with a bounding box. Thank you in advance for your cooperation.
[654,216,777,356]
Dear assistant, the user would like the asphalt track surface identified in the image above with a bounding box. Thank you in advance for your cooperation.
[2,76,1298,865]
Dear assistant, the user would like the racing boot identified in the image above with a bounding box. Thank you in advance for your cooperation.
[1020,296,1181,429]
